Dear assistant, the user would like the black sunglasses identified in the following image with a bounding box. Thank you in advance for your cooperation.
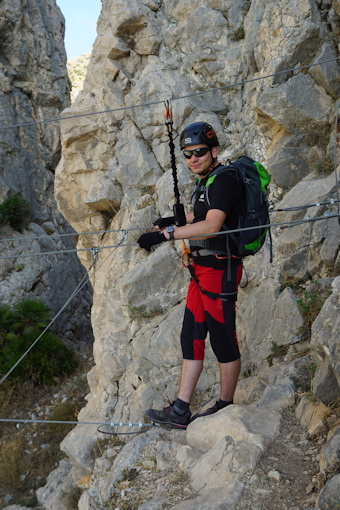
[183,147,210,159]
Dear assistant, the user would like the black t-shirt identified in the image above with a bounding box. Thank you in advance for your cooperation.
[190,165,242,269]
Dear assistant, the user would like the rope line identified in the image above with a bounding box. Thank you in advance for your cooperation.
[273,198,339,212]
[0,393,220,432]
[0,232,127,386]
[1,198,339,245]
[0,417,150,428]
[0,242,137,261]
[0,212,339,261]
[1,57,339,132]
[0,225,149,244]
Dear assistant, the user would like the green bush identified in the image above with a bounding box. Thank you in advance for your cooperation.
[0,193,31,230]
[0,298,77,386]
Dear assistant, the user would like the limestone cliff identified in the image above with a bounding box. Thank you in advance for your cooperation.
[0,0,92,344]
[47,0,340,508]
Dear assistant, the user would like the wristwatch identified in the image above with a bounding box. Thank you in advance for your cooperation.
[166,226,175,240]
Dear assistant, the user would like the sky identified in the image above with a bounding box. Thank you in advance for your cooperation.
[56,0,102,60]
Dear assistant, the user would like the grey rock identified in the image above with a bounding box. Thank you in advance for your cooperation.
[313,357,340,405]
[320,426,340,472]
[0,0,92,346]
[316,473,340,509]
[257,377,295,408]
[310,42,340,98]
[267,134,322,189]
[36,458,77,509]
[187,405,281,453]
[334,0,340,15]
[85,176,123,213]
[311,276,340,403]
[139,498,167,509]
[119,243,188,313]
[156,440,173,471]
[295,396,329,437]
[48,1,340,509]
[3,506,31,510]
[319,217,340,267]
[111,430,159,475]
[270,288,304,346]
[254,73,332,134]
[171,481,244,510]
[60,422,100,473]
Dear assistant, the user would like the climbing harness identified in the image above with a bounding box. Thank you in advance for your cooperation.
[164,99,186,227]
[187,263,239,301]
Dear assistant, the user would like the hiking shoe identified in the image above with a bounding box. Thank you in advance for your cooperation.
[145,403,191,429]
[191,401,221,422]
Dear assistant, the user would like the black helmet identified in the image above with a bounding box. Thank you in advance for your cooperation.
[180,122,219,150]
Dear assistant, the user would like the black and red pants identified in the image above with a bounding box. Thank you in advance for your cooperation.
[180,262,243,363]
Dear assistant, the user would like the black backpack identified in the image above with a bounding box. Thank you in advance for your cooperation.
[225,156,271,259]
[192,156,272,261]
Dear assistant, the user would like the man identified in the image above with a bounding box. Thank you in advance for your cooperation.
[137,122,243,428]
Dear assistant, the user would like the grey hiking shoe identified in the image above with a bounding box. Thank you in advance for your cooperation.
[191,401,221,421]
[145,403,191,429]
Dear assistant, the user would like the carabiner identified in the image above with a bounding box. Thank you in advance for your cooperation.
[164,98,173,133]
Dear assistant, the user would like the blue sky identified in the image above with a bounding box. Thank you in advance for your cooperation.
[56,0,102,59]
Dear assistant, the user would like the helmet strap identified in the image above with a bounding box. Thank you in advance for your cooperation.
[198,150,216,178]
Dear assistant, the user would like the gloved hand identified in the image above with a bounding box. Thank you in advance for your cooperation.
[153,216,175,229]
[138,231,167,252]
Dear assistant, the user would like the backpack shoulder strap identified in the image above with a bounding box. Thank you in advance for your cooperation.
[191,165,239,206]
[204,165,239,206]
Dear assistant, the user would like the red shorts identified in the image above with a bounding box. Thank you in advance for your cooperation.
[180,262,242,363]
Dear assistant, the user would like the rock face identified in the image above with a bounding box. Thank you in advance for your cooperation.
[47,0,340,507]
[0,0,93,344]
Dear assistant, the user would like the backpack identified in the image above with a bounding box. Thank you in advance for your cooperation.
[226,156,271,258]
[191,156,272,261]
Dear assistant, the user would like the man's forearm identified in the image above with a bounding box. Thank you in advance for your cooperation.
[164,209,226,241]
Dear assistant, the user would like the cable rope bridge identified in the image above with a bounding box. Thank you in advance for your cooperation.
[0,198,338,247]
[0,210,339,262]
[0,58,340,435]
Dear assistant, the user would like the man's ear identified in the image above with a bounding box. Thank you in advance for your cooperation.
[212,146,219,159]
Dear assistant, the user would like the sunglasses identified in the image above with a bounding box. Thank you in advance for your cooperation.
[183,147,210,159]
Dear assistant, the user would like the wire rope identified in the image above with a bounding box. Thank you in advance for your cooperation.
[0,198,339,246]
[1,57,339,132]
[0,417,157,435]
[0,225,149,244]
[0,232,127,386]
[0,212,339,262]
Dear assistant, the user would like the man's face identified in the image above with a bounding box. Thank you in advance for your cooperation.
[183,144,218,176]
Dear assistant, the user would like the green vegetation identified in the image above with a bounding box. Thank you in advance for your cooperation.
[0,298,77,386]
[124,300,162,321]
[314,157,335,175]
[297,290,331,336]
[279,276,307,293]
[49,401,79,433]
[266,342,290,366]
[0,193,31,230]
[230,22,245,41]
[64,487,83,510]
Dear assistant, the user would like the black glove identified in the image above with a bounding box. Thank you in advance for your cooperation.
[138,231,167,252]
[153,216,175,229]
